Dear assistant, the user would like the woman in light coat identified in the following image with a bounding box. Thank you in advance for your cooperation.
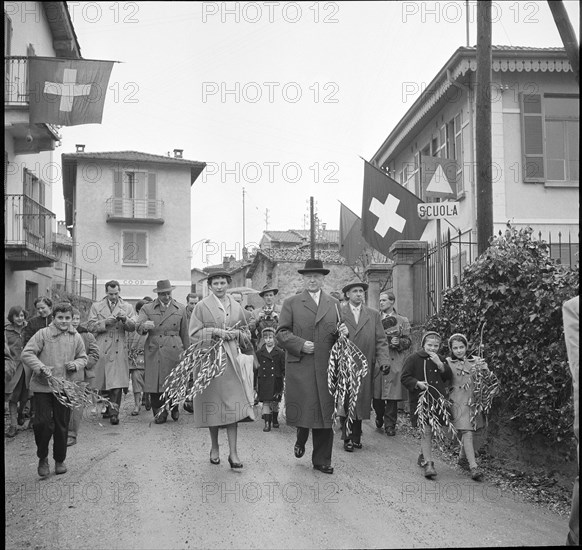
[189,271,253,468]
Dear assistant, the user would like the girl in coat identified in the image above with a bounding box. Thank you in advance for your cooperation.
[447,333,488,481]
[401,331,452,479]
[5,306,29,438]
[256,327,285,432]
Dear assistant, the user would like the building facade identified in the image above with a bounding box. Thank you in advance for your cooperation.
[61,149,206,306]
[371,46,578,254]
[4,2,81,316]
[369,46,579,324]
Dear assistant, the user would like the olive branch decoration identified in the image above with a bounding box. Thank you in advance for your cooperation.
[415,360,458,448]
[468,321,500,428]
[154,337,227,420]
[44,369,116,411]
[327,305,368,436]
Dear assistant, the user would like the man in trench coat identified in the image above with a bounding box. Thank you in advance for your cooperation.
[136,280,189,423]
[338,281,390,451]
[87,280,135,424]
[372,291,412,436]
[276,259,348,474]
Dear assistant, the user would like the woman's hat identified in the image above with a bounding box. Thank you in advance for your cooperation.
[297,259,330,275]
[342,281,368,295]
[153,280,175,293]
[206,270,232,283]
[259,284,279,297]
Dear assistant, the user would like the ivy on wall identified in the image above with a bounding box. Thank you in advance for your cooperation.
[425,225,579,443]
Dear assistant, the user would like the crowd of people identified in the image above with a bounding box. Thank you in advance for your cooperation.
[1,266,575,481]
[4,260,579,545]
[2,268,497,481]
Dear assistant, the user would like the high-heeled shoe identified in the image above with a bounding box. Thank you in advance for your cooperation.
[209,451,220,465]
[228,456,243,469]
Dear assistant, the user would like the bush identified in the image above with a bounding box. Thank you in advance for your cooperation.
[426,225,578,443]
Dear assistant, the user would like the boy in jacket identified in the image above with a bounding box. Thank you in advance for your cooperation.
[21,302,87,477]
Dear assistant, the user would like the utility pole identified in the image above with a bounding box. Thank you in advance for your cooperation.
[476,1,493,255]
[264,208,270,231]
[310,196,315,259]
[547,0,579,85]
[242,187,246,257]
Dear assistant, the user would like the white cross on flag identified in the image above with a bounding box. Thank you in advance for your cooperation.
[361,159,429,257]
[28,57,115,126]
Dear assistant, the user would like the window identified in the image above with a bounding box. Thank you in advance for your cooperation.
[520,93,579,184]
[122,231,148,265]
[113,169,158,218]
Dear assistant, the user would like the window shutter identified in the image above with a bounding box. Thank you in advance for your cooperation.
[113,169,123,215]
[123,231,147,264]
[136,232,147,263]
[5,13,12,58]
[147,172,157,217]
[520,93,545,182]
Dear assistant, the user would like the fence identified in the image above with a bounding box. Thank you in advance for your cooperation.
[422,229,578,320]
[51,262,97,301]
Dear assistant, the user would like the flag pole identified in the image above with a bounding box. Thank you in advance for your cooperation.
[310,196,315,259]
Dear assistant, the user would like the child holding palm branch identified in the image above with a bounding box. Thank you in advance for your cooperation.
[401,331,453,479]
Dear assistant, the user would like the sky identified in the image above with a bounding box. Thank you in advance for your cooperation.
[55,1,580,268]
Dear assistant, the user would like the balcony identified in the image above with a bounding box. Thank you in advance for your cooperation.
[5,194,57,270]
[105,197,165,224]
[5,56,61,154]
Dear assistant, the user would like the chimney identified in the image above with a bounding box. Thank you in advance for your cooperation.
[76,144,85,153]
[173,149,183,159]
[223,256,230,269]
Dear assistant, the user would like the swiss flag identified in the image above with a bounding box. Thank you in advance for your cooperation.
[28,57,115,126]
[361,159,429,257]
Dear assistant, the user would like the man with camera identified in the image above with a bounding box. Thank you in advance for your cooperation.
[372,291,412,436]
[249,284,282,349]
[87,280,136,424]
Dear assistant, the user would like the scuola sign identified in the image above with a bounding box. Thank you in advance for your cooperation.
[417,202,460,220]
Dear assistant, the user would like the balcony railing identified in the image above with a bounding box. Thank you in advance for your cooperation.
[5,56,62,139]
[5,194,56,258]
[5,56,28,105]
[105,197,164,223]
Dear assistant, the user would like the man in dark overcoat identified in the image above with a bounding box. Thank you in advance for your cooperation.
[136,280,189,423]
[276,259,348,474]
[338,281,390,451]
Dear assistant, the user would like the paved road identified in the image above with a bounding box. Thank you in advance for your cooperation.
[5,394,568,549]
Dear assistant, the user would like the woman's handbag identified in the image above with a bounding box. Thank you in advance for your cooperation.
[236,349,257,420]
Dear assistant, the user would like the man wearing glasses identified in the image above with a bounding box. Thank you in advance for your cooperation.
[136,280,190,423]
